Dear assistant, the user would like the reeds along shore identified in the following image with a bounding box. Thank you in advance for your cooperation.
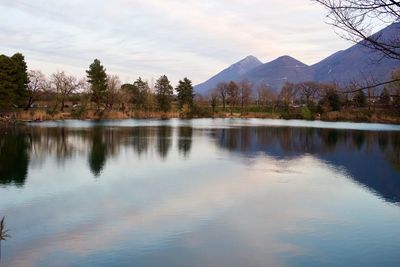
[1,108,400,125]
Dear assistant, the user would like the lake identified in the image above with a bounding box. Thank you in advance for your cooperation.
[1,118,400,267]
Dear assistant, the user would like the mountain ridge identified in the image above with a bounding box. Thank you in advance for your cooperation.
[194,55,262,94]
[195,22,400,95]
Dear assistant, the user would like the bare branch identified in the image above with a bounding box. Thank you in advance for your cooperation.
[313,0,400,60]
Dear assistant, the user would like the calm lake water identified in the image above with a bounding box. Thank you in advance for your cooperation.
[1,118,400,267]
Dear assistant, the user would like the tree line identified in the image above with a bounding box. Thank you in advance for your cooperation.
[207,71,400,119]
[0,54,195,117]
[1,52,400,121]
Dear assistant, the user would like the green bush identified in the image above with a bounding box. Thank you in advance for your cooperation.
[301,107,313,120]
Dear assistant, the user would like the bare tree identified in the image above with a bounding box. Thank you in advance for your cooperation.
[215,82,228,110]
[25,70,49,110]
[313,0,400,60]
[256,84,277,109]
[105,75,122,110]
[238,80,253,113]
[388,69,400,111]
[298,81,321,106]
[279,82,298,110]
[209,89,220,113]
[227,81,239,113]
[51,71,84,112]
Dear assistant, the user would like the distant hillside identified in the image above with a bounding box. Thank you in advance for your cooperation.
[242,55,313,90]
[311,23,400,84]
[195,55,262,94]
[195,23,400,95]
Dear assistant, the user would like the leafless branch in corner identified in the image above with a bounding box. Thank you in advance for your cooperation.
[313,0,400,60]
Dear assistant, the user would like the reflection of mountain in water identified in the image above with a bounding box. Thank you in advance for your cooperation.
[212,127,400,203]
[1,124,399,204]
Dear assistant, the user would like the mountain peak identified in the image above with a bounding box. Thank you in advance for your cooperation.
[195,22,400,95]
[228,56,263,75]
[232,55,263,69]
[277,55,295,60]
[241,55,260,62]
[194,56,262,94]
[272,55,307,66]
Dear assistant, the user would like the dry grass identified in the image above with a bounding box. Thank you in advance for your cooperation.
[75,110,181,120]
[3,108,399,124]
[321,110,400,124]
[16,110,64,121]
[240,112,281,119]
[132,111,179,119]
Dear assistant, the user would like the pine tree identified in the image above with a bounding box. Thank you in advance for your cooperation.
[86,59,108,110]
[11,53,29,108]
[155,75,173,112]
[0,55,17,110]
[0,53,29,110]
[176,77,194,110]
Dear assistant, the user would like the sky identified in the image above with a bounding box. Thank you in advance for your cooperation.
[0,0,352,85]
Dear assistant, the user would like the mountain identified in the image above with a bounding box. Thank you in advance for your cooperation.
[195,23,400,94]
[195,55,262,94]
[242,55,313,90]
[195,55,313,94]
[311,23,400,84]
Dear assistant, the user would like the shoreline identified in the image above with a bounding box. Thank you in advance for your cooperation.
[1,110,400,126]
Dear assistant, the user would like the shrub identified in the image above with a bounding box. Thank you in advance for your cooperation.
[301,107,313,120]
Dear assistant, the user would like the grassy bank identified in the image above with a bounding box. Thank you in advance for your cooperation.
[1,108,399,125]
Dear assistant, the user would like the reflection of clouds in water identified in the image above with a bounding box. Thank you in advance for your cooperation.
[1,122,400,266]
[4,155,351,267]
[212,126,400,203]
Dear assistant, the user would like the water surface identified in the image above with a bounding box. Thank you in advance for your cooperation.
[1,119,400,267]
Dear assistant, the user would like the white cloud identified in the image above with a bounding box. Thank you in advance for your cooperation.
[0,0,350,85]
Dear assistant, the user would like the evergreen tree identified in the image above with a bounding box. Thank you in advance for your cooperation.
[86,59,108,110]
[0,55,17,110]
[327,89,341,111]
[0,53,29,110]
[176,77,194,110]
[321,87,341,111]
[155,75,173,112]
[133,77,150,110]
[11,53,29,107]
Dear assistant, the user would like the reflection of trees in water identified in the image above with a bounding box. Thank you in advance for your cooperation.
[29,127,79,167]
[212,127,400,203]
[88,127,107,177]
[157,126,172,160]
[378,133,389,152]
[178,127,193,157]
[0,125,183,184]
[129,127,151,157]
[212,127,399,159]
[352,131,365,151]
[0,128,30,187]
[387,133,400,172]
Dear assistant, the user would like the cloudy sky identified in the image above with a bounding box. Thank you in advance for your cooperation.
[0,0,352,85]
